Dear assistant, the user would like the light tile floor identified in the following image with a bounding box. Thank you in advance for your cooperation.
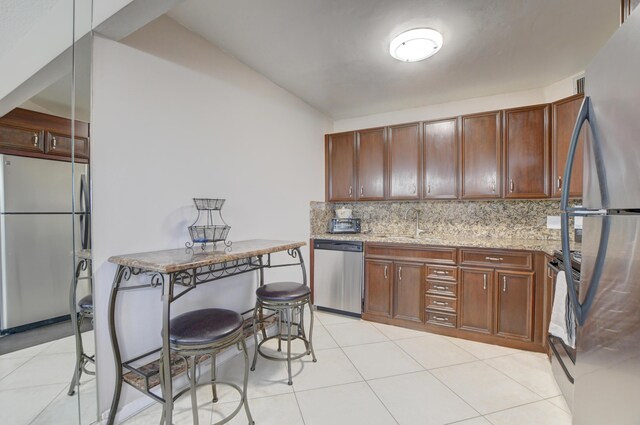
[0,312,572,425]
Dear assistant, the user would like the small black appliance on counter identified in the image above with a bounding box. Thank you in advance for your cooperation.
[328,218,361,234]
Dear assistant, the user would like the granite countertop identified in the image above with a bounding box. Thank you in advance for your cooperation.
[311,233,579,256]
[108,239,305,273]
[76,249,92,260]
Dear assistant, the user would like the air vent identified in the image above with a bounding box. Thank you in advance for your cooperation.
[574,75,585,95]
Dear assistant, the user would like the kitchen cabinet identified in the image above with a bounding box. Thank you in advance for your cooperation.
[460,111,502,199]
[364,259,393,318]
[325,132,356,201]
[621,0,640,24]
[552,94,585,198]
[503,105,550,198]
[0,108,89,162]
[423,118,458,199]
[393,262,423,323]
[388,123,421,200]
[356,128,386,200]
[495,271,535,341]
[459,268,493,334]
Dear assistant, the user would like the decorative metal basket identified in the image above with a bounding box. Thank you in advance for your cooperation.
[193,198,225,211]
[186,198,232,249]
[188,225,230,244]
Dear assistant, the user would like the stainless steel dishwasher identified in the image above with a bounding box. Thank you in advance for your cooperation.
[313,239,364,317]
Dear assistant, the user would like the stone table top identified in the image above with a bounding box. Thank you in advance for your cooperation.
[311,233,579,256]
[76,249,92,260]
[108,239,306,273]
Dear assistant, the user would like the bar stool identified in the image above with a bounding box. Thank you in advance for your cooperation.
[67,294,95,395]
[251,282,317,385]
[160,308,254,425]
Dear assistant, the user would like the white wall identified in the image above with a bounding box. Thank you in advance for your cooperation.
[333,73,580,132]
[91,16,331,420]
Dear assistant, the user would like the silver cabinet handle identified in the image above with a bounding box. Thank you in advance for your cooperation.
[503,276,507,292]
[360,186,364,196]
[491,179,496,192]
[427,184,431,194]
[349,186,353,196]
[510,179,514,192]
[485,256,503,261]
[434,316,447,322]
[483,274,487,290]
[434,285,447,290]
[557,176,562,190]
[52,137,57,149]
[33,134,39,146]
[398,266,402,281]
[384,265,388,279]
[412,183,416,194]
[433,300,447,306]
[434,270,447,275]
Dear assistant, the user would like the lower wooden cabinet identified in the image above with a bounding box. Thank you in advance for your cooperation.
[459,268,493,334]
[393,262,423,323]
[364,260,392,318]
[495,271,534,341]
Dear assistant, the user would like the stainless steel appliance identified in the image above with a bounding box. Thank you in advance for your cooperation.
[547,251,581,411]
[0,155,89,333]
[313,239,363,316]
[328,218,361,234]
[559,10,640,424]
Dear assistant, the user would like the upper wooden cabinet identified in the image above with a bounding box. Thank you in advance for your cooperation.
[621,0,640,24]
[0,108,89,163]
[325,132,356,202]
[423,118,458,199]
[356,128,386,200]
[503,105,550,198]
[460,111,501,199]
[388,123,421,200]
[552,94,585,198]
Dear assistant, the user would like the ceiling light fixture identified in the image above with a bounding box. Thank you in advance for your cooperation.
[389,28,443,62]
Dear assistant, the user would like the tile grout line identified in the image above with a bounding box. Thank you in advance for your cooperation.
[27,382,69,425]
[480,354,557,400]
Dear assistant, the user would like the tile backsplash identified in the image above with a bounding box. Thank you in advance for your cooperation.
[311,200,579,240]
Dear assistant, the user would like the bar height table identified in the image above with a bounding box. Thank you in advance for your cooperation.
[106,239,307,425]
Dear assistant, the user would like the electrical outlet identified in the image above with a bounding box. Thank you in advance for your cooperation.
[547,216,561,229]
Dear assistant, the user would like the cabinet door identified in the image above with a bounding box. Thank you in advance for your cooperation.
[459,268,493,334]
[326,132,356,201]
[460,111,501,198]
[364,260,393,318]
[0,124,43,153]
[423,118,458,199]
[356,128,386,200]
[393,262,423,323]
[45,132,90,159]
[388,123,421,200]
[552,95,585,198]
[504,105,550,198]
[495,271,535,341]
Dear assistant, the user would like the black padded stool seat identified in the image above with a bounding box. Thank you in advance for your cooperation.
[256,282,311,302]
[78,294,93,310]
[169,308,242,347]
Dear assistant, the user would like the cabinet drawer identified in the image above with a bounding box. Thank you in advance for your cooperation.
[425,295,457,313]
[459,249,533,270]
[426,265,457,281]
[425,311,457,328]
[366,244,457,264]
[425,280,457,297]
[0,125,43,153]
[45,132,90,159]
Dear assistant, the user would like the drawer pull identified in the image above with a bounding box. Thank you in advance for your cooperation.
[483,274,487,290]
[384,265,388,279]
[433,270,447,275]
[503,276,507,292]
[434,316,447,322]
[433,300,447,306]
[33,134,39,146]
[485,256,503,261]
[52,137,57,149]
[398,266,402,281]
[433,285,447,291]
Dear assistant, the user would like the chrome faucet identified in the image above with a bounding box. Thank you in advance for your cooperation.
[404,207,426,238]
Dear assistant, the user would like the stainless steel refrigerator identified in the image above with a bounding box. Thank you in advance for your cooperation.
[560,9,640,425]
[0,154,89,333]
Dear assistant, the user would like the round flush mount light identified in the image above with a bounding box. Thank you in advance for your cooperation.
[389,28,443,62]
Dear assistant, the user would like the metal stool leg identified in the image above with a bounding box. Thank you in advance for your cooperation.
[241,339,255,424]
[286,307,293,385]
[67,311,85,396]
[189,358,199,425]
[308,299,317,362]
[251,301,259,371]
[211,354,218,402]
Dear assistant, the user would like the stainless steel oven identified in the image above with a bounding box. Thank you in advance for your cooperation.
[547,251,581,412]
